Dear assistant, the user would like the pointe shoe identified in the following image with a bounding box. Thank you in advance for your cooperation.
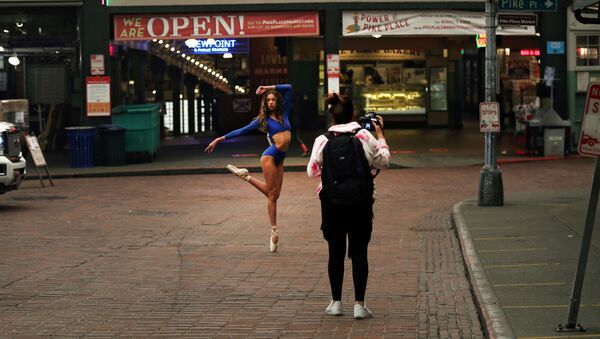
[226,164,250,181]
[270,226,279,252]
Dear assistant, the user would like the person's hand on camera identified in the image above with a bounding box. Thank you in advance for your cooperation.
[374,115,385,139]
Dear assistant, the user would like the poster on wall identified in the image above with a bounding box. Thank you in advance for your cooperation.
[86,76,111,117]
[90,54,105,76]
[327,54,340,95]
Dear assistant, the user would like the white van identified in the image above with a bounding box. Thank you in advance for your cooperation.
[0,122,26,194]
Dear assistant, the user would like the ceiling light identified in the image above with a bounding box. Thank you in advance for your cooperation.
[152,39,157,42]
[223,52,233,59]
[3,29,8,33]
[16,22,23,28]
[170,47,175,52]
[164,43,170,48]
[185,39,199,48]
[372,34,382,38]
[0,45,4,52]
[8,55,20,66]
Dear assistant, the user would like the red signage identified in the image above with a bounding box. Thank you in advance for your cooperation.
[520,49,540,56]
[579,82,600,157]
[114,12,320,41]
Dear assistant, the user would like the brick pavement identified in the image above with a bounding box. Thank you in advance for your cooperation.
[0,158,595,337]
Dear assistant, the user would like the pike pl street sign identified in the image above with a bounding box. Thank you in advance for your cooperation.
[498,0,557,11]
[498,13,538,26]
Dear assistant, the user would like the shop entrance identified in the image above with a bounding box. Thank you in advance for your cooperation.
[459,51,484,121]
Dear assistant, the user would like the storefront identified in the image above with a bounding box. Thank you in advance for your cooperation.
[0,2,81,150]
[333,10,537,127]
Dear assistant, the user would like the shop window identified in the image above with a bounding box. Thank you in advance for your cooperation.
[429,67,448,112]
[576,34,600,67]
[164,100,199,134]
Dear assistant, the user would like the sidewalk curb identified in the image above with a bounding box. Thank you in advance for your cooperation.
[452,202,516,339]
[25,163,408,180]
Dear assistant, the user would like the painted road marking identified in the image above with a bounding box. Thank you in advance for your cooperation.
[493,282,565,287]
[504,304,600,309]
[479,247,547,253]
[391,150,416,154]
[519,334,600,339]
[474,236,536,241]
[484,262,559,269]
[471,226,524,230]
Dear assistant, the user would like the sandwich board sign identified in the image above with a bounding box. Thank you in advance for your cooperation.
[578,82,600,157]
[25,134,54,187]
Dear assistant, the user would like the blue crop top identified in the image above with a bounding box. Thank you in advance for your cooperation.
[224,84,292,143]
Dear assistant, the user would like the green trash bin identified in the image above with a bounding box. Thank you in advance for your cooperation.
[97,124,126,166]
[112,104,161,162]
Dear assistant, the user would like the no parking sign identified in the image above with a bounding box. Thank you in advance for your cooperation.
[578,82,600,157]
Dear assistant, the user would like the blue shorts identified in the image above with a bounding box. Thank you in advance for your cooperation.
[262,144,287,165]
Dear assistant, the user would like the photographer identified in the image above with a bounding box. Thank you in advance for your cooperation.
[307,94,390,319]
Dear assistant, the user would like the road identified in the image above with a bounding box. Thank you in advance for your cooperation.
[0,158,595,338]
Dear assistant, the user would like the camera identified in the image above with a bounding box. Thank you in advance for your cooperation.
[359,112,381,131]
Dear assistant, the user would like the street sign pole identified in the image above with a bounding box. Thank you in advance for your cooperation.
[558,158,600,332]
[478,0,504,206]
[558,82,600,332]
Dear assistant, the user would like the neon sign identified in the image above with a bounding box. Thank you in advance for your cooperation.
[520,49,540,56]
[187,39,249,55]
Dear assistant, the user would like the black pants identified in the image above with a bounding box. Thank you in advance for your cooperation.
[321,200,373,301]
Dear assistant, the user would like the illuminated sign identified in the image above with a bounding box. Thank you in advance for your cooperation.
[476,34,486,48]
[188,38,249,55]
[520,49,540,56]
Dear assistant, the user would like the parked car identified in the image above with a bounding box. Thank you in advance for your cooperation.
[0,122,26,194]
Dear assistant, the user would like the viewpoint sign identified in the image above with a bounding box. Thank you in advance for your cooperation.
[579,82,600,157]
[188,38,249,55]
[498,0,557,11]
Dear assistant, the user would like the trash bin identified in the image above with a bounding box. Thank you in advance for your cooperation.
[97,124,126,166]
[65,126,95,168]
[544,128,565,157]
[112,104,161,162]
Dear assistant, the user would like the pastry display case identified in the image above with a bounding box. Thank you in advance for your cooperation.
[361,84,426,115]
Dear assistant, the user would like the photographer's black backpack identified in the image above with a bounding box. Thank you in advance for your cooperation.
[320,131,374,206]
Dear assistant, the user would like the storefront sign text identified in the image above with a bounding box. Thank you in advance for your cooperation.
[189,38,249,55]
[114,12,319,40]
[342,11,535,36]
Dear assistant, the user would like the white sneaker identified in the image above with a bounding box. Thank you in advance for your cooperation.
[325,300,343,316]
[226,164,249,181]
[353,303,372,319]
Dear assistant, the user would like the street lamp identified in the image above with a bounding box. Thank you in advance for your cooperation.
[8,54,20,66]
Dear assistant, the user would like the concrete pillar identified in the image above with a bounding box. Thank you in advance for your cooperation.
[539,6,568,119]
[129,50,147,104]
[323,9,341,127]
[150,57,166,103]
[80,1,110,126]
